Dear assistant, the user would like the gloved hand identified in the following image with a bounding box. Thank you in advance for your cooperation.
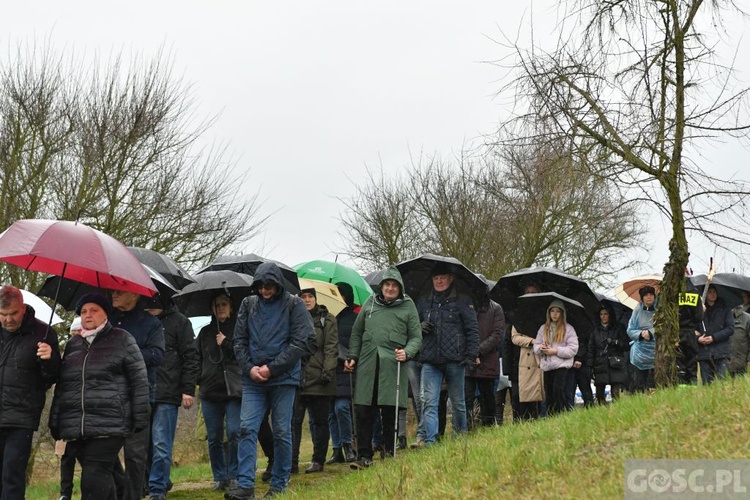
[420,321,434,335]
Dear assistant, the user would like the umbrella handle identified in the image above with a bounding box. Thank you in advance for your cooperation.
[42,262,68,344]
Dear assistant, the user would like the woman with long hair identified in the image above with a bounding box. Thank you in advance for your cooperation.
[533,300,579,415]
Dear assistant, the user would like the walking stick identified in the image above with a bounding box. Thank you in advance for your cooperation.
[394,358,401,458]
[350,371,357,453]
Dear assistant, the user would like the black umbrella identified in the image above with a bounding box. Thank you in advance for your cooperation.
[395,253,487,306]
[491,267,600,322]
[594,292,633,329]
[512,292,594,338]
[690,273,750,309]
[38,264,177,311]
[199,253,300,294]
[172,270,255,317]
[127,246,195,290]
[364,269,386,292]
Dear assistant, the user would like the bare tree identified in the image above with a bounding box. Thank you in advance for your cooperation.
[339,145,640,286]
[0,44,265,291]
[496,0,750,385]
[339,168,427,270]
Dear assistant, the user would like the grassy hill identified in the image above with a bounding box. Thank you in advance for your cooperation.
[28,376,750,499]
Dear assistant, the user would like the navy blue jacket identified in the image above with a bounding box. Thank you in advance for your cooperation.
[111,303,165,403]
[416,286,479,365]
[233,262,315,387]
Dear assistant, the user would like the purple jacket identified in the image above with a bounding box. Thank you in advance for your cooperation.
[533,323,579,372]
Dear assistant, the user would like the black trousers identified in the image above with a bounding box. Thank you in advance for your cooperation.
[632,367,655,392]
[60,443,77,498]
[354,404,396,459]
[0,427,33,500]
[677,330,699,384]
[544,368,570,416]
[595,383,623,404]
[67,437,124,500]
[292,394,332,465]
[465,377,496,428]
[113,424,150,500]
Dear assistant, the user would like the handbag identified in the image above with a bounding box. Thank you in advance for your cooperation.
[608,355,625,370]
[496,359,512,391]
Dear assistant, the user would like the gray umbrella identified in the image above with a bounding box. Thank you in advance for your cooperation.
[690,273,750,309]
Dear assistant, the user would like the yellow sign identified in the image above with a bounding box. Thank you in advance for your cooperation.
[678,292,699,306]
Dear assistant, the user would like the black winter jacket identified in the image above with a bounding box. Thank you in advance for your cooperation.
[154,307,200,406]
[0,306,60,430]
[49,323,150,440]
[698,298,734,360]
[586,320,630,385]
[110,304,165,403]
[197,316,242,401]
[416,287,479,365]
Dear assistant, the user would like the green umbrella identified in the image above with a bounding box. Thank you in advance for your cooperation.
[294,259,373,306]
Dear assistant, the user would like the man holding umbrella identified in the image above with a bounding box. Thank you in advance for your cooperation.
[0,285,60,500]
[416,263,479,445]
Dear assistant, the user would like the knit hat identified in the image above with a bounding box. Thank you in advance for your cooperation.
[298,288,317,299]
[75,292,112,316]
[547,299,568,322]
[639,285,656,299]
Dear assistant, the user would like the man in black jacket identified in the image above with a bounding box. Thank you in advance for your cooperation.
[111,290,165,500]
[0,285,60,500]
[145,298,199,500]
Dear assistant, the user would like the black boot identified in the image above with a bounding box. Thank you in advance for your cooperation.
[325,447,344,465]
[343,444,356,462]
[397,435,406,450]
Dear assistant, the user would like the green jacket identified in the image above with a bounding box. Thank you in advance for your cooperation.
[349,266,422,408]
[300,304,338,397]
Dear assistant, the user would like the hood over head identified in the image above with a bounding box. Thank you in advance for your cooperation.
[379,266,405,299]
[252,262,285,296]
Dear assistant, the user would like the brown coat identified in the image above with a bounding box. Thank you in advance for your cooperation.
[512,327,544,402]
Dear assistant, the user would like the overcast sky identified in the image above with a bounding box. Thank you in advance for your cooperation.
[4,1,749,292]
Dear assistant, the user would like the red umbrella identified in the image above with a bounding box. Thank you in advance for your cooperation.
[0,219,157,297]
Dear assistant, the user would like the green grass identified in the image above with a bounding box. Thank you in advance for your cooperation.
[25,377,750,499]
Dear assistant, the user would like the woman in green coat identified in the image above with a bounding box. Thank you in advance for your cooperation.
[345,266,421,468]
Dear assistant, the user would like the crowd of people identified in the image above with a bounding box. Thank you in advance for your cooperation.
[2,261,750,500]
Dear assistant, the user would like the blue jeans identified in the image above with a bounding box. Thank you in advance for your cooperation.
[148,403,178,496]
[699,357,728,384]
[328,397,353,448]
[200,397,241,482]
[420,362,467,444]
[237,382,296,492]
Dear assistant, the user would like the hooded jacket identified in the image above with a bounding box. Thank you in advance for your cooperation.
[299,304,338,396]
[334,306,357,398]
[197,315,242,400]
[532,299,579,371]
[0,305,60,429]
[415,281,479,365]
[49,323,150,440]
[233,262,315,387]
[349,266,422,408]
[154,306,200,406]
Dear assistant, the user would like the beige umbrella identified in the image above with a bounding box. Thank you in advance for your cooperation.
[614,274,662,309]
[298,277,347,316]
